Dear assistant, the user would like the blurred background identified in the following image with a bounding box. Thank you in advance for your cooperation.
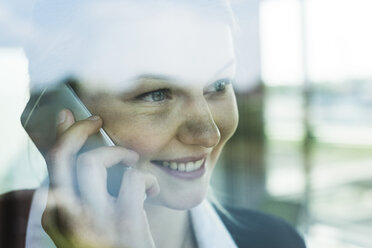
[1,0,372,247]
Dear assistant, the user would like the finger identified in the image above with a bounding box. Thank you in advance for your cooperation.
[116,169,160,217]
[78,146,139,170]
[46,115,102,191]
[56,109,75,139]
[46,109,75,193]
[76,147,139,214]
[75,161,112,238]
[55,115,103,156]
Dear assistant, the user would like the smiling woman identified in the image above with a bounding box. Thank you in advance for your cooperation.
[75,71,238,212]
[0,0,306,248]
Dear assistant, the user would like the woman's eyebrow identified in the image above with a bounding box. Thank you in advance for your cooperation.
[130,61,235,87]
[134,59,235,83]
[134,74,176,83]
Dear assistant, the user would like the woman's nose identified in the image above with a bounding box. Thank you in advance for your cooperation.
[177,99,221,148]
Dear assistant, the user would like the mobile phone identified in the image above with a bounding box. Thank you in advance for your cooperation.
[21,82,125,197]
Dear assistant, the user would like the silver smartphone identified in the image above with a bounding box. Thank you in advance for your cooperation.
[21,82,124,196]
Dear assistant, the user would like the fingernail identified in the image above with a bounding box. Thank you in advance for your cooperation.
[57,110,66,124]
[88,115,100,121]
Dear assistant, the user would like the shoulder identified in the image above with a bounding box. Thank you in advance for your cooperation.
[216,206,306,248]
[0,190,35,248]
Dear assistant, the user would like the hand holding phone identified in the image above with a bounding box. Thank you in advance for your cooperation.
[21,83,114,154]
[22,83,159,247]
[44,108,158,247]
[21,83,127,196]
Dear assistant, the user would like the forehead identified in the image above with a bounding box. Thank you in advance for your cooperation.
[84,14,234,89]
[29,1,235,89]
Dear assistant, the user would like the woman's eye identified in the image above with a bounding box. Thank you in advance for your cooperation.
[214,80,227,92]
[138,89,170,102]
[205,78,232,93]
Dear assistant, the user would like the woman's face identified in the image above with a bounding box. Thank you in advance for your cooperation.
[79,13,239,210]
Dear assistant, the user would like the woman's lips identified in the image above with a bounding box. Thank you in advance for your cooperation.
[151,156,206,179]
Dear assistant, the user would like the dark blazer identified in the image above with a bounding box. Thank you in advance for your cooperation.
[0,190,306,248]
[217,206,306,248]
[0,190,34,248]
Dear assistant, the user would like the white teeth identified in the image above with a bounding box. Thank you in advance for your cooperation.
[195,159,203,169]
[178,163,186,172]
[186,162,194,172]
[170,162,178,170]
[159,159,205,172]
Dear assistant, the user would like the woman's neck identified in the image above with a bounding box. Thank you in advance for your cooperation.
[144,203,196,248]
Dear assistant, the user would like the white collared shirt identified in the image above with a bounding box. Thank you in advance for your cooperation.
[26,182,237,248]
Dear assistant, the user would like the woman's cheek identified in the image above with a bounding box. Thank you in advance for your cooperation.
[211,97,239,143]
[206,96,238,167]
[106,113,174,157]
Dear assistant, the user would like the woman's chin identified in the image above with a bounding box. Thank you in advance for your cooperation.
[168,195,206,210]
[149,188,208,210]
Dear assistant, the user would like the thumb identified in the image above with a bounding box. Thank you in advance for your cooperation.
[56,109,75,139]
